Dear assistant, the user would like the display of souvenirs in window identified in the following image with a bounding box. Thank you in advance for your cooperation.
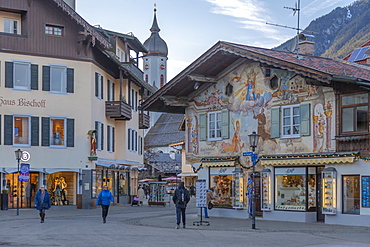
[211,175,232,208]
[362,176,370,207]
[322,169,336,214]
[275,174,306,211]
[307,175,316,209]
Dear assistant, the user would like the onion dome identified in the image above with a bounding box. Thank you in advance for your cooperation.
[143,7,168,56]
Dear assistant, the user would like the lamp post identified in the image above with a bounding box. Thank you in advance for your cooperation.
[248,131,260,230]
[14,149,22,216]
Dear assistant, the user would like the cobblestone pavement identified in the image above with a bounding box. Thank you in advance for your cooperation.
[1,197,370,247]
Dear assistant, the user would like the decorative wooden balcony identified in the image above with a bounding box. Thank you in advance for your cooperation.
[105,101,132,120]
[335,134,370,156]
[139,113,150,129]
[121,62,144,80]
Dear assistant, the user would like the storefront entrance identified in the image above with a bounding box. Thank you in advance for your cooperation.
[6,172,39,209]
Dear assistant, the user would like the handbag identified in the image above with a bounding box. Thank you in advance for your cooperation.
[208,202,214,210]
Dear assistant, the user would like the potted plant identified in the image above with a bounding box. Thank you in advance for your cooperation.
[1,189,8,210]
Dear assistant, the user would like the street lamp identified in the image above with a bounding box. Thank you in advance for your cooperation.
[14,149,22,216]
[248,131,260,230]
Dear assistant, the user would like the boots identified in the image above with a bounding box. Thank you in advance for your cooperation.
[39,213,42,223]
[103,216,106,223]
[40,213,45,223]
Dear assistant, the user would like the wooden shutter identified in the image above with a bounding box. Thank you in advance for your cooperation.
[270,107,281,138]
[107,125,111,152]
[221,110,230,139]
[42,66,50,91]
[199,113,207,141]
[0,114,1,145]
[112,127,115,152]
[95,121,99,149]
[5,62,13,88]
[4,115,13,145]
[67,68,74,93]
[300,104,311,136]
[135,130,138,151]
[128,129,131,150]
[95,73,99,97]
[41,117,50,146]
[31,116,39,146]
[101,123,104,150]
[31,64,38,90]
[66,118,75,147]
[101,75,104,100]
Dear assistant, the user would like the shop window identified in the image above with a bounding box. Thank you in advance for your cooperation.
[275,167,317,211]
[51,118,65,146]
[47,172,76,206]
[45,24,63,36]
[340,93,368,133]
[342,175,360,215]
[210,174,233,208]
[13,116,30,145]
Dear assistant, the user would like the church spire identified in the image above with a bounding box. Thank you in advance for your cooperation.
[150,4,160,33]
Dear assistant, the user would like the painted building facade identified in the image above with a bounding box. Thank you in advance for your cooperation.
[0,0,152,209]
[143,41,370,226]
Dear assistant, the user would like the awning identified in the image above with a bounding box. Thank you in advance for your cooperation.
[261,156,356,166]
[202,161,235,167]
[177,173,198,177]
[45,169,80,174]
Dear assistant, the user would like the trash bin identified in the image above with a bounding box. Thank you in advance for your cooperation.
[1,193,8,210]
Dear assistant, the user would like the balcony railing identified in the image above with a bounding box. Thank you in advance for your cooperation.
[139,113,150,129]
[335,134,370,156]
[105,101,132,120]
[121,62,144,80]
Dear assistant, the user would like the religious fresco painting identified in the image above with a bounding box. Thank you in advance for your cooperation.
[186,62,334,159]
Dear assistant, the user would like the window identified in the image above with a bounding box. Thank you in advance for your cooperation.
[282,105,300,137]
[51,118,65,146]
[270,104,310,139]
[107,125,114,152]
[117,48,125,62]
[50,66,67,93]
[208,111,222,140]
[14,62,31,90]
[4,18,18,34]
[138,136,143,155]
[341,93,368,133]
[342,175,360,214]
[107,79,114,101]
[128,128,137,152]
[145,74,148,83]
[13,116,30,145]
[45,25,63,36]
[199,110,229,141]
[95,121,104,151]
[95,73,103,99]
[160,74,164,87]
[131,89,137,111]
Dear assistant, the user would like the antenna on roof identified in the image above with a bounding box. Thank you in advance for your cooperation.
[266,0,301,56]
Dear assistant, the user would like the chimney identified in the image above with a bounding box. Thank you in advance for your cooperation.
[63,0,76,10]
[298,33,315,56]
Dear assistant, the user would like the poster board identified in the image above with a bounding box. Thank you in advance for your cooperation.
[195,179,207,208]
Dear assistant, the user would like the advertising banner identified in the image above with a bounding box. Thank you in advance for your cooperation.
[19,163,30,182]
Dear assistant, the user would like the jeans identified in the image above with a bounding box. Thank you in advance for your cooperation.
[101,205,110,218]
[176,207,186,225]
[204,207,209,218]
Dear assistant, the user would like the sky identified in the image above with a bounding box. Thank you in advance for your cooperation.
[76,0,356,81]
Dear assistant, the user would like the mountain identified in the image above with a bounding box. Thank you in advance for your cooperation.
[275,0,370,59]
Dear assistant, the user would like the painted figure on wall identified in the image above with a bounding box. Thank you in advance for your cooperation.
[187,115,199,154]
[222,119,245,153]
[313,104,327,152]
[253,108,268,141]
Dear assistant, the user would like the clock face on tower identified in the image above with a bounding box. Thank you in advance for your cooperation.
[144,64,149,70]
[160,64,165,70]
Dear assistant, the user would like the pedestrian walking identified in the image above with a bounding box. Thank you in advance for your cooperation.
[137,186,145,206]
[172,181,190,229]
[34,185,51,223]
[189,183,195,197]
[96,185,114,223]
[204,188,215,218]
[144,184,150,199]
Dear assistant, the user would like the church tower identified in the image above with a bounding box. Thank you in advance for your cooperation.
[143,6,168,89]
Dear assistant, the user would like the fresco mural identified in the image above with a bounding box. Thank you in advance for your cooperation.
[186,62,335,161]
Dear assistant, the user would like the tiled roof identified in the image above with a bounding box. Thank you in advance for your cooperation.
[224,42,370,82]
[144,113,185,147]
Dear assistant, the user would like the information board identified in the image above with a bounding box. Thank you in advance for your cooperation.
[195,179,207,208]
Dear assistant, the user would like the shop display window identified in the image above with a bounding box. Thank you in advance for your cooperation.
[210,175,232,208]
[119,173,128,196]
[232,170,244,209]
[322,168,336,214]
[261,169,272,211]
[5,173,39,209]
[343,175,360,215]
[51,118,65,146]
[275,167,316,211]
[361,176,370,207]
[92,170,97,198]
[47,172,76,205]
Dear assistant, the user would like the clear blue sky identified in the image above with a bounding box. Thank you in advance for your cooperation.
[76,0,355,81]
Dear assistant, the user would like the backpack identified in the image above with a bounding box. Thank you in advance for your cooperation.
[177,189,185,204]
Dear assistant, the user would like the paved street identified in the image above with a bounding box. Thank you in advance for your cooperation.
[1,197,370,247]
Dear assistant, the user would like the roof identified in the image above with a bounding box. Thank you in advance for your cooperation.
[145,153,181,172]
[144,113,185,147]
[97,29,148,53]
[143,10,168,56]
[142,41,370,113]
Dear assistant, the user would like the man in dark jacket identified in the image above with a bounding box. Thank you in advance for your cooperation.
[172,182,190,229]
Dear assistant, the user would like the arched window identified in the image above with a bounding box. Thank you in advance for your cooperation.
[160,74,164,87]
[145,74,148,83]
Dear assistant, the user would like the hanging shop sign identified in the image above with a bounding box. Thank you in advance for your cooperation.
[19,163,30,182]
